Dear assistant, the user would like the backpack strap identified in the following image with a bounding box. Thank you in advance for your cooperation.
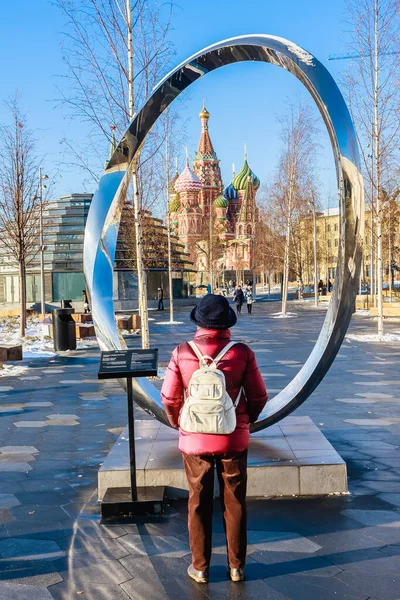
[233,386,243,408]
[214,342,243,408]
[214,341,237,365]
[188,341,215,367]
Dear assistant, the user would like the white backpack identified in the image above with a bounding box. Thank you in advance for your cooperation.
[180,341,242,435]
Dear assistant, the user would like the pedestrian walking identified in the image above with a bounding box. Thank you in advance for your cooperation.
[82,290,90,314]
[157,287,164,310]
[233,285,245,314]
[245,286,253,314]
[161,294,268,584]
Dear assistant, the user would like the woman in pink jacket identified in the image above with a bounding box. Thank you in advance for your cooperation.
[161,294,268,584]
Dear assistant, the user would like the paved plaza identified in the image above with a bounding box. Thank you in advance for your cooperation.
[0,302,400,599]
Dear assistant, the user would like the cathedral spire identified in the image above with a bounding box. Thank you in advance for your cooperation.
[195,103,217,160]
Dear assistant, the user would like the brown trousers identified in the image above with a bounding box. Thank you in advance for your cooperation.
[182,450,247,571]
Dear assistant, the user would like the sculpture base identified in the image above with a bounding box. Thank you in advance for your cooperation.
[101,486,165,519]
[99,416,347,501]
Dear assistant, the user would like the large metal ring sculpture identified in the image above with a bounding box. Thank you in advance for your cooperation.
[84,34,364,431]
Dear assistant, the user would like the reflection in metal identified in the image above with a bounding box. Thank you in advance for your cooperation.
[84,35,364,430]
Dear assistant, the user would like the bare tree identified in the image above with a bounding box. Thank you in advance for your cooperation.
[344,0,400,334]
[0,96,40,336]
[56,0,175,347]
[270,102,319,315]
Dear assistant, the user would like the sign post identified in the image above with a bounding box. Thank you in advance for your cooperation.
[98,348,165,518]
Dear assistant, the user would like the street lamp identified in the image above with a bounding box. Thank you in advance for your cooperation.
[37,169,49,316]
[308,193,319,307]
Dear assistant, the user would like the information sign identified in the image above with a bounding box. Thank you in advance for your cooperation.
[98,348,158,379]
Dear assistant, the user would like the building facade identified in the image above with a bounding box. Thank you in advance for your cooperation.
[168,106,260,285]
[300,204,400,287]
[0,193,92,306]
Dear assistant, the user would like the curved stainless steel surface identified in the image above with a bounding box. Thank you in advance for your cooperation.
[83,34,364,430]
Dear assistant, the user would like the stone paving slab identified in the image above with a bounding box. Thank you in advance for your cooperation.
[0,583,54,599]
[0,303,400,598]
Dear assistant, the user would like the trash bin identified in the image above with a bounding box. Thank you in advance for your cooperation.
[52,308,77,351]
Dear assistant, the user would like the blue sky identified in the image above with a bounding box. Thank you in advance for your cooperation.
[0,0,352,205]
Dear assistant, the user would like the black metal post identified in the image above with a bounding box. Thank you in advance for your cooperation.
[126,377,137,501]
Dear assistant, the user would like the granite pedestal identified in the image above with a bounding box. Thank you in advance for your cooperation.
[98,416,347,501]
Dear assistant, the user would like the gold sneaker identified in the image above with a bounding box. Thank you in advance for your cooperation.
[228,567,245,582]
[187,564,209,584]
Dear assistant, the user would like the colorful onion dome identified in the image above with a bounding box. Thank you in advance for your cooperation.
[214,194,228,208]
[174,161,203,193]
[223,182,238,200]
[168,192,180,213]
[232,159,260,191]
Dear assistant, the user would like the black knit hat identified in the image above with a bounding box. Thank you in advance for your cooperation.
[190,294,237,329]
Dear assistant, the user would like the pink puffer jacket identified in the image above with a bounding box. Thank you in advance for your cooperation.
[161,328,268,455]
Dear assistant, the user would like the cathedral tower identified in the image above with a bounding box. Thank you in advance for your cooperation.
[193,104,223,214]
[174,158,203,250]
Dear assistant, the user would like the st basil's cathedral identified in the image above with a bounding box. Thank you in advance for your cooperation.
[167,105,260,285]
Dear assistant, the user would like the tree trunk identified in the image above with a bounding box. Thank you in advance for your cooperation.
[388,214,392,302]
[133,171,149,349]
[19,260,26,338]
[281,212,291,315]
[209,203,213,290]
[167,215,174,322]
[374,0,383,335]
[126,0,149,345]
[165,114,174,323]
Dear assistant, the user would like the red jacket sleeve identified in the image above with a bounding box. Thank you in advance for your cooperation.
[161,347,183,429]
[243,348,268,423]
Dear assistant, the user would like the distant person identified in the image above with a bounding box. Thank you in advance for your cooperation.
[318,280,324,295]
[82,290,90,314]
[161,294,268,584]
[328,279,333,293]
[157,287,164,311]
[233,285,245,314]
[245,286,254,314]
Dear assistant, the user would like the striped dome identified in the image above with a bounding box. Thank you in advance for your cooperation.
[174,162,202,193]
[232,159,260,191]
[168,192,180,213]
[214,194,228,208]
[223,183,238,200]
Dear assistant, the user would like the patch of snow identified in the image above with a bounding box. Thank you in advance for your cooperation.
[286,42,314,66]
[157,367,167,379]
[0,316,56,358]
[346,332,400,343]
[271,312,298,319]
[154,321,185,325]
[77,338,99,349]
[354,310,371,316]
[0,364,31,378]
